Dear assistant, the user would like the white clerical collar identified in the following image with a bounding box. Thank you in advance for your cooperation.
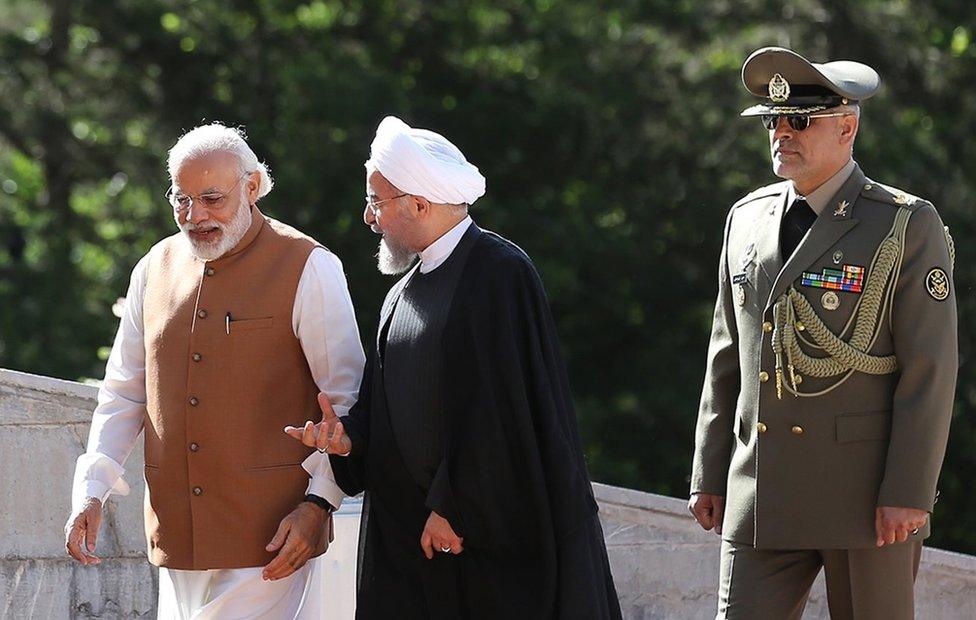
[419,216,473,274]
[787,159,856,216]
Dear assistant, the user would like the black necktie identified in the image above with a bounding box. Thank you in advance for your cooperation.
[780,197,817,261]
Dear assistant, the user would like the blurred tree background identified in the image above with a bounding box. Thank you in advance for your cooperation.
[1,0,973,553]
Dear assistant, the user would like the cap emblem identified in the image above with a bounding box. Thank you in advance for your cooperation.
[768,73,791,103]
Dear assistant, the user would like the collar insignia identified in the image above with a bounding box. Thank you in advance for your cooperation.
[768,73,791,103]
[834,200,849,217]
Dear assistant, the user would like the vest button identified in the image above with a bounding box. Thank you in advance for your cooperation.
[197,309,208,319]
[762,322,773,333]
[759,371,769,383]
[757,422,767,434]
[205,268,215,276]
[192,486,203,496]
[189,397,199,406]
[189,442,199,452]
[791,425,804,436]
[192,353,202,362]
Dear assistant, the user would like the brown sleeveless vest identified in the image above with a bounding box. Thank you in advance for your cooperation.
[142,207,323,569]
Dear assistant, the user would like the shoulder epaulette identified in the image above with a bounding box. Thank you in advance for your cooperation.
[731,181,789,210]
[860,180,927,210]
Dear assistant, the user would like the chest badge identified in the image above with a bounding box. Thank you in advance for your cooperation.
[832,251,844,264]
[833,200,849,217]
[926,268,950,301]
[821,291,840,311]
[735,285,747,306]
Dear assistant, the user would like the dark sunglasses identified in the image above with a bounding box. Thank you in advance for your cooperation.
[761,112,851,131]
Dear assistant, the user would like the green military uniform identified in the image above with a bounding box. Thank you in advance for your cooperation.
[691,47,957,619]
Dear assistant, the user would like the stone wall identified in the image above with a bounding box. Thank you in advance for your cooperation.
[3,367,975,619]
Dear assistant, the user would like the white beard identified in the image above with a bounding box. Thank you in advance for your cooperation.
[177,198,252,262]
[377,236,417,275]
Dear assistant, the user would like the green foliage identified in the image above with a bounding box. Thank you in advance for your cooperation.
[1,0,975,553]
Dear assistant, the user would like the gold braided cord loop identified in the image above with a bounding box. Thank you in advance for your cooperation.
[945,226,955,269]
[769,207,913,398]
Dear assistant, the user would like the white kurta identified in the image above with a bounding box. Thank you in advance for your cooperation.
[71,246,366,619]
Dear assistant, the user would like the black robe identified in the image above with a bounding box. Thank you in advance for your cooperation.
[332,224,622,619]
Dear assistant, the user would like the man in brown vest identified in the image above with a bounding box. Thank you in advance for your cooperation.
[64,123,366,618]
[690,48,957,619]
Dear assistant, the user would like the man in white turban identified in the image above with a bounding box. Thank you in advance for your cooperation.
[286,116,622,618]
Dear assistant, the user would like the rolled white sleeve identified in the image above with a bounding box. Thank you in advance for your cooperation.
[293,248,366,510]
[71,255,150,513]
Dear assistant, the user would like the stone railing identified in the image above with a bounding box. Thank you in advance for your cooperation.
[3,367,975,619]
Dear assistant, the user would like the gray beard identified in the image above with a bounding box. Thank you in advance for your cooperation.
[377,236,417,275]
[177,199,252,262]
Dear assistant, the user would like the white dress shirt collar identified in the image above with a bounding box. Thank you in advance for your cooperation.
[418,216,473,274]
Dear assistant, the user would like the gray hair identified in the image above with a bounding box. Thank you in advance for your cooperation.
[167,122,274,199]
[837,103,861,119]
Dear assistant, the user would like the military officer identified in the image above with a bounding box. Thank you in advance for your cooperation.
[689,47,957,619]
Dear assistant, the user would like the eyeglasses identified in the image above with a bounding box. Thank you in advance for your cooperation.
[761,112,851,132]
[166,172,251,215]
[364,193,408,214]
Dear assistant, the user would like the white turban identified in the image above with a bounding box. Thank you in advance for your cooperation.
[365,116,486,205]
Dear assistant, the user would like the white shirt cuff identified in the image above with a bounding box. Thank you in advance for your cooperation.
[302,451,345,511]
[72,453,131,513]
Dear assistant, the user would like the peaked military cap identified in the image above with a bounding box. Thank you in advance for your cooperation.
[740,47,881,117]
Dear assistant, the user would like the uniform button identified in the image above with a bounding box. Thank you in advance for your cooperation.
[189,442,199,452]
[197,309,208,319]
[864,183,873,190]
[794,375,803,385]
[759,371,769,383]
[192,486,203,496]
[205,268,215,276]
[762,322,773,333]
[192,353,202,362]
[796,322,806,332]
[189,396,199,406]
[791,425,804,435]
[757,422,767,434]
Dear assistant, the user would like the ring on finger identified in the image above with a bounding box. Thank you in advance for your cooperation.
[440,546,452,553]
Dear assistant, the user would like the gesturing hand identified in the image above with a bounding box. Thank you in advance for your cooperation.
[420,511,463,559]
[688,493,726,535]
[284,392,352,456]
[65,497,103,566]
[262,502,330,581]
[875,506,928,547]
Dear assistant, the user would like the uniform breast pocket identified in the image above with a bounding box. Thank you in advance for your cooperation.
[228,316,274,333]
[835,411,891,443]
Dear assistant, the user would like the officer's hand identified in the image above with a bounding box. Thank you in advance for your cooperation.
[875,506,928,547]
[420,511,463,559]
[263,502,330,581]
[283,393,352,456]
[689,493,726,535]
[65,497,103,565]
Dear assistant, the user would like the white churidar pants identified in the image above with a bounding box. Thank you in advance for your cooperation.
[156,501,361,619]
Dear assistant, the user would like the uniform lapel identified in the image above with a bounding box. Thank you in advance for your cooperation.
[766,165,865,310]
[753,186,789,303]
